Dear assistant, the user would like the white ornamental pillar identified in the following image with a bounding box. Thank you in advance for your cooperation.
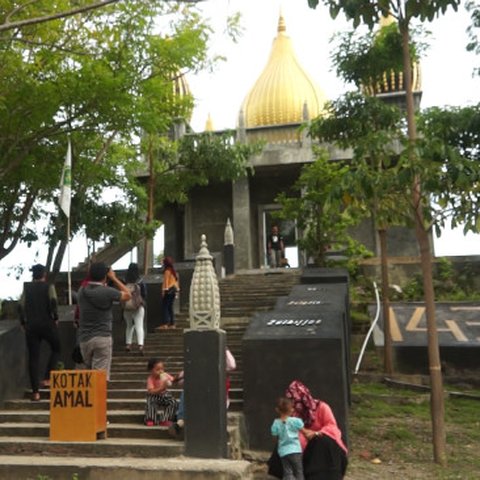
[189,234,221,330]
[223,218,235,276]
[184,235,227,458]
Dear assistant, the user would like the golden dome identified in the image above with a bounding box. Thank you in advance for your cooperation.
[241,12,326,128]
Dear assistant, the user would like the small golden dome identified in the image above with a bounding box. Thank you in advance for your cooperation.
[364,15,421,96]
[173,72,191,97]
[241,12,326,128]
[172,71,193,121]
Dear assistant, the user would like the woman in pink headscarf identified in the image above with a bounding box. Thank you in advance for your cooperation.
[285,380,348,480]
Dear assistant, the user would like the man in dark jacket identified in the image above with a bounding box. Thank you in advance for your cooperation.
[18,264,60,401]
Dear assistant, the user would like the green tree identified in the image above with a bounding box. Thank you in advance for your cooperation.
[276,150,368,269]
[309,92,409,375]
[0,0,205,33]
[0,1,223,272]
[307,0,461,466]
[466,0,480,76]
[414,103,480,235]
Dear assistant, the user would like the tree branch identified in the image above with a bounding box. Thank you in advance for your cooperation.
[10,36,90,56]
[0,0,123,33]
[5,0,40,24]
[0,0,205,33]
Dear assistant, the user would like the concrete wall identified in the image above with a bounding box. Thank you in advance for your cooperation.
[0,320,28,406]
[184,183,233,260]
[360,255,480,289]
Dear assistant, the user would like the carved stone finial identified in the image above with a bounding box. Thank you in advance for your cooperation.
[224,218,234,246]
[189,234,221,330]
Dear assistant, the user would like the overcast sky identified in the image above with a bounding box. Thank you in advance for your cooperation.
[188,0,479,131]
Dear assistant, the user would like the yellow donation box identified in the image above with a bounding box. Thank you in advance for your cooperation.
[50,370,107,442]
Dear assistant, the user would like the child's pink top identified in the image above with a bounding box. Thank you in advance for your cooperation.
[146,372,174,393]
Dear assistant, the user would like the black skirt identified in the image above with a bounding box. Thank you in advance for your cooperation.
[303,435,348,480]
[267,435,348,480]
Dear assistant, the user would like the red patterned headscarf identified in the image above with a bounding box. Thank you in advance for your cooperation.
[285,380,320,428]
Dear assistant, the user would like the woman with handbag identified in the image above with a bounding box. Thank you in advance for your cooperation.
[159,256,179,329]
[123,262,146,354]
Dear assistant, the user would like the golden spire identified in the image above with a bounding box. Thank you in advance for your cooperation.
[241,11,326,128]
[204,113,214,132]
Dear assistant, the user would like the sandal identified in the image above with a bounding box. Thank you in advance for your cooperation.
[31,392,41,401]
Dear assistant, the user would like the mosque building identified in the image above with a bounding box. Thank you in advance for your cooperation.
[161,11,423,270]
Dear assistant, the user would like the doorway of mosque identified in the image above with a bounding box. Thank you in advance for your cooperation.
[259,206,298,268]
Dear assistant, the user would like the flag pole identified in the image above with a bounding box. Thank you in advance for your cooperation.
[67,214,72,305]
[60,136,73,305]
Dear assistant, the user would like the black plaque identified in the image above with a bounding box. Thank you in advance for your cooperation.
[242,310,348,451]
[301,267,349,285]
[369,302,480,372]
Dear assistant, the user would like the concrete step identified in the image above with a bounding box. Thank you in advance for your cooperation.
[104,379,244,390]
[0,410,245,426]
[0,410,145,424]
[109,362,243,372]
[0,455,254,480]
[0,436,183,458]
[109,370,244,381]
[3,397,244,412]
[19,387,244,401]
[0,422,174,440]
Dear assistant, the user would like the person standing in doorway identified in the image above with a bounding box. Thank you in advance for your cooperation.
[267,225,285,268]
[18,264,61,401]
[159,256,179,330]
[77,262,131,380]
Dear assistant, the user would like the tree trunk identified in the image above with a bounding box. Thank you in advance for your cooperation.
[50,238,68,284]
[378,228,393,375]
[45,240,57,273]
[400,21,446,466]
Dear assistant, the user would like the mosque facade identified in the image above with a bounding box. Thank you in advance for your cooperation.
[161,12,423,270]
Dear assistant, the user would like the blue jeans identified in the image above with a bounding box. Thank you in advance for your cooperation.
[176,391,184,421]
[161,292,176,326]
[281,453,304,480]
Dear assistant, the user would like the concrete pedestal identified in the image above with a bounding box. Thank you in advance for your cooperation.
[184,329,227,458]
[223,244,235,276]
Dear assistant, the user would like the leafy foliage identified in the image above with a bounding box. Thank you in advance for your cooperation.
[0,1,252,271]
[466,0,480,76]
[308,0,460,28]
[310,93,411,231]
[276,150,369,268]
[410,103,480,236]
[331,22,425,92]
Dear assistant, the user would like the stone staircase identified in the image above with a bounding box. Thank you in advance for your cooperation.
[0,269,301,479]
